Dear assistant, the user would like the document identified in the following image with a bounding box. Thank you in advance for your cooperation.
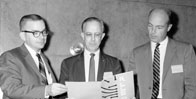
[66,82,101,99]
[101,71,134,99]
[66,71,134,99]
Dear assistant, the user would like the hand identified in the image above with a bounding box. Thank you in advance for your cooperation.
[45,83,67,96]
[131,97,136,99]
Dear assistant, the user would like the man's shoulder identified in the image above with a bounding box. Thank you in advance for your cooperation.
[62,53,82,62]
[0,46,23,58]
[133,42,150,52]
[101,53,119,61]
[163,39,192,51]
[171,39,191,47]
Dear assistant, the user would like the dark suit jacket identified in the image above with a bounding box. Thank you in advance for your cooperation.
[0,44,57,99]
[58,52,122,98]
[59,52,122,83]
[130,38,196,99]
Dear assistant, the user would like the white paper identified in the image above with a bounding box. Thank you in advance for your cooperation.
[66,82,101,99]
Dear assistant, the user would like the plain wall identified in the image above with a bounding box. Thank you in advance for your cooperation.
[0,0,196,78]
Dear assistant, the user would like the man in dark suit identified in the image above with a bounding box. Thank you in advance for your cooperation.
[59,17,122,82]
[129,8,196,99]
[0,14,67,99]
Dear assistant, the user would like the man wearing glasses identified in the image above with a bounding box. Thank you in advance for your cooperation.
[58,17,122,98]
[0,14,67,99]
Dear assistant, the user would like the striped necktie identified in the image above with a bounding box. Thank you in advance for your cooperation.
[89,53,95,81]
[36,53,48,84]
[152,43,160,99]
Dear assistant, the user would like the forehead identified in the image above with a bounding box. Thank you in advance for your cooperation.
[83,21,102,32]
[22,20,45,30]
[149,10,169,25]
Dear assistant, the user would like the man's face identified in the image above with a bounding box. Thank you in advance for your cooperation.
[81,21,105,52]
[20,20,47,52]
[148,11,172,43]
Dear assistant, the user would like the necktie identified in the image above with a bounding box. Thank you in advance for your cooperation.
[152,43,160,99]
[36,53,48,84]
[89,53,95,81]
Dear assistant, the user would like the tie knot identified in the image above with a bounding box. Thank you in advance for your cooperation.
[90,53,95,57]
[36,53,41,59]
[156,43,160,48]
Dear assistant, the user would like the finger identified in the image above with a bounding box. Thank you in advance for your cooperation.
[52,85,68,93]
[52,88,67,96]
[55,83,67,89]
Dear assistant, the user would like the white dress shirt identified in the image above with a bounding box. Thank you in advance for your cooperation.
[151,37,168,98]
[25,43,53,84]
[84,49,100,82]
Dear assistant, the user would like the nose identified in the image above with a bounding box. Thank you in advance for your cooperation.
[151,27,156,34]
[39,33,44,38]
[91,34,95,41]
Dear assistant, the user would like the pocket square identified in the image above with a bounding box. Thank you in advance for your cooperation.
[171,64,183,73]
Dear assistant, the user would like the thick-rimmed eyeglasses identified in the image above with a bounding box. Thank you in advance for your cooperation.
[22,30,48,38]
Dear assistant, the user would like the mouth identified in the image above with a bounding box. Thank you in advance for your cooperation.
[150,35,157,39]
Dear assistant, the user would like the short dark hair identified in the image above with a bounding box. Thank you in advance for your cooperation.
[19,14,46,31]
[81,17,104,32]
[148,8,172,24]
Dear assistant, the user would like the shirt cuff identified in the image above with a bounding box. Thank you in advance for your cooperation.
[45,86,50,98]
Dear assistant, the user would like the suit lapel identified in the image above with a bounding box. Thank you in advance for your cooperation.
[40,53,57,82]
[20,45,43,81]
[74,53,85,81]
[97,52,105,81]
[162,39,176,82]
[145,43,154,88]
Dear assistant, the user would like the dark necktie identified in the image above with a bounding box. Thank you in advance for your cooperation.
[36,53,48,84]
[89,53,95,81]
[152,43,160,99]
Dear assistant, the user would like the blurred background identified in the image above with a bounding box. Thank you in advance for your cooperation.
[0,0,196,79]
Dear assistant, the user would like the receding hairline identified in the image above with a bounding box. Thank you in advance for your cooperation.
[81,17,104,32]
[148,8,172,24]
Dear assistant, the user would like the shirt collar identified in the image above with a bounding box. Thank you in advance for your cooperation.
[84,49,100,57]
[151,36,168,47]
[24,43,41,56]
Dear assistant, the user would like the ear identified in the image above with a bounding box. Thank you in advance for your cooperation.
[81,32,85,40]
[167,24,173,32]
[101,33,105,40]
[19,32,26,41]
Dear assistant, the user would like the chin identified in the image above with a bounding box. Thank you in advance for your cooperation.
[88,48,97,52]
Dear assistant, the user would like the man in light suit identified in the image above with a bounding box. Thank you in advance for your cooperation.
[0,14,67,99]
[58,17,122,98]
[129,8,196,99]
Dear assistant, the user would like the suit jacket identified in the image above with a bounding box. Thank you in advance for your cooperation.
[0,44,57,99]
[57,52,122,99]
[130,38,196,99]
[59,52,122,83]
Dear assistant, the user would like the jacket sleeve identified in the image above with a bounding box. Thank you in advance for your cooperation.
[184,45,196,99]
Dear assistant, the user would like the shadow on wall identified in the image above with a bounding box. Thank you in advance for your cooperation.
[193,47,196,54]
[100,21,125,72]
[42,19,54,52]
[168,10,179,39]
[168,10,196,54]
[99,22,109,51]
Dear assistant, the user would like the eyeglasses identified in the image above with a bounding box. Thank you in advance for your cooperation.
[84,32,103,38]
[22,29,48,38]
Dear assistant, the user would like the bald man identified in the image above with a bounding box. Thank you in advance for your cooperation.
[129,8,196,99]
